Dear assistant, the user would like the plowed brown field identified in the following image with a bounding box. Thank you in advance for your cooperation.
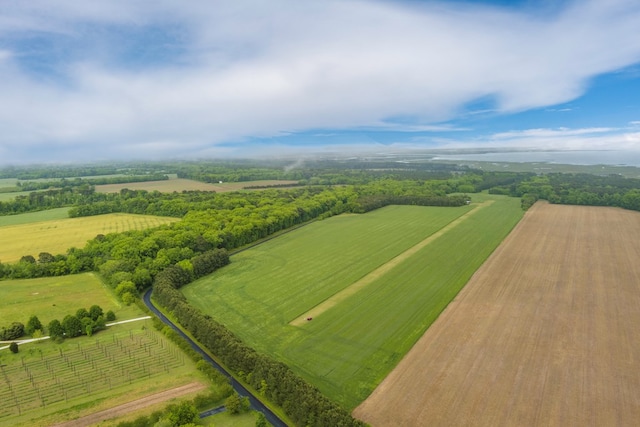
[354,202,640,426]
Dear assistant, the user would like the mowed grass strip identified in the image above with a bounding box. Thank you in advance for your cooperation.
[290,201,494,326]
[0,213,179,263]
[294,196,522,406]
[184,198,523,408]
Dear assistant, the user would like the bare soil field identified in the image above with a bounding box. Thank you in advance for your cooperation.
[354,202,640,426]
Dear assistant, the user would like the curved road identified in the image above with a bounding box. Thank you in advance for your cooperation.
[143,289,287,427]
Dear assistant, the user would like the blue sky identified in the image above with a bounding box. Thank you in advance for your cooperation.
[0,0,639,164]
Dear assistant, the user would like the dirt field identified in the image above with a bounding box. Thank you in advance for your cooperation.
[354,202,640,426]
[51,382,207,427]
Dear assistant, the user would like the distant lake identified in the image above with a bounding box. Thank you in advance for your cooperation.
[432,150,640,167]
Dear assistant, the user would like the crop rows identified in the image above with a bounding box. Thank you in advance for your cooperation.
[0,329,184,417]
[0,213,178,263]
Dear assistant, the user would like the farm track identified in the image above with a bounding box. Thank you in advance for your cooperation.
[289,201,494,326]
[50,382,207,427]
[354,202,640,426]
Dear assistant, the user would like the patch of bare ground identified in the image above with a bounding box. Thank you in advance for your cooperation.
[51,382,207,427]
[354,202,640,426]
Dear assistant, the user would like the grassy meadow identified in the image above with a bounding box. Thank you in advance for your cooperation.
[0,212,179,263]
[0,207,70,227]
[0,273,126,326]
[183,194,523,409]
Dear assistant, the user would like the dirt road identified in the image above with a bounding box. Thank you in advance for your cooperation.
[52,382,207,427]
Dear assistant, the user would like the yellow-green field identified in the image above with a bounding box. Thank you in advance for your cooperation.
[0,213,179,263]
[95,178,299,193]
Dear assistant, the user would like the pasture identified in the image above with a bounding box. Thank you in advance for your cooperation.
[0,273,124,326]
[95,178,299,193]
[183,194,523,408]
[354,202,640,426]
[0,212,179,263]
[0,207,70,227]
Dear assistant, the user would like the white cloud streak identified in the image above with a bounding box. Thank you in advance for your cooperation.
[0,0,640,163]
[431,126,640,152]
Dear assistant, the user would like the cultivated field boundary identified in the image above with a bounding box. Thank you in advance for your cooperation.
[50,382,207,427]
[289,201,494,326]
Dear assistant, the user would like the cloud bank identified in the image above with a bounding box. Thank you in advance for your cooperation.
[1,0,640,163]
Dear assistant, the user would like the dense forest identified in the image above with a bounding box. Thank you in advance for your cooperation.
[2,159,640,426]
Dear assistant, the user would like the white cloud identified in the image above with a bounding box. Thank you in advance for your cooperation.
[490,127,616,140]
[431,126,640,152]
[0,0,640,163]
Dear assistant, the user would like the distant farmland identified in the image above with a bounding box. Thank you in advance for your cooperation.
[354,202,640,426]
[183,194,523,408]
[0,213,179,263]
[95,178,299,193]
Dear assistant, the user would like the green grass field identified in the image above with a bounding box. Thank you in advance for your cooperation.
[0,273,126,326]
[0,212,179,263]
[183,194,523,408]
[0,207,71,227]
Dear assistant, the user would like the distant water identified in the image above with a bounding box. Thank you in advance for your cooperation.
[432,150,640,167]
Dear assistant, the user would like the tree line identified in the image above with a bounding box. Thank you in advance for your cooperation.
[489,172,640,211]
[0,181,471,282]
[151,255,366,427]
[0,305,113,344]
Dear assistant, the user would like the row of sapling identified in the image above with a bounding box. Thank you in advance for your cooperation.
[0,305,115,345]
